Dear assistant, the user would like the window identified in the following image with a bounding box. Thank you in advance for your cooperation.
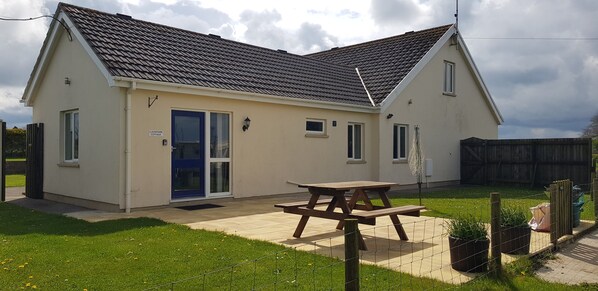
[64,110,79,162]
[209,112,230,194]
[347,123,363,160]
[443,61,455,94]
[306,119,326,135]
[393,124,408,160]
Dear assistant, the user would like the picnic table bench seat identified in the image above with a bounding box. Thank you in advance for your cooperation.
[349,205,425,221]
[274,197,349,209]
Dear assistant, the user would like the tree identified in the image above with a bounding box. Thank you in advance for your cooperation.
[581,112,598,138]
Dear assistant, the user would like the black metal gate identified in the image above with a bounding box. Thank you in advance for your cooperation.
[26,123,44,199]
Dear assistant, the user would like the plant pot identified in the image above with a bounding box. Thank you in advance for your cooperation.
[449,236,489,272]
[500,226,531,255]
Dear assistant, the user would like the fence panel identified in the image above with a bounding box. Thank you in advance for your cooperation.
[25,123,44,199]
[549,180,573,244]
[461,137,593,187]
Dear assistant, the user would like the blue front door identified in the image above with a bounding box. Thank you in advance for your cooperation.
[171,110,205,199]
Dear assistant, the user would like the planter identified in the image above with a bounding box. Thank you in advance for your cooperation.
[449,236,489,272]
[500,226,531,255]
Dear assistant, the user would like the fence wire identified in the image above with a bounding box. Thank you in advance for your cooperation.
[145,182,597,290]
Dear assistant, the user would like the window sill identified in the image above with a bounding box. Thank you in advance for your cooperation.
[442,92,457,97]
[58,162,80,168]
[347,160,367,164]
[305,133,329,138]
[393,159,408,164]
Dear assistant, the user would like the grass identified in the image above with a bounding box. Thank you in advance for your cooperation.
[463,257,592,291]
[5,174,25,187]
[1,184,596,289]
[1,202,595,290]
[383,186,595,222]
[0,203,449,290]
[6,158,26,162]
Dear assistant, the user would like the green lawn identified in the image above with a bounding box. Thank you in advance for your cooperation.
[0,203,447,290]
[382,186,595,222]
[0,202,590,290]
[6,174,25,187]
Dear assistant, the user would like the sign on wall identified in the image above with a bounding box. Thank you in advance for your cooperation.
[149,130,164,137]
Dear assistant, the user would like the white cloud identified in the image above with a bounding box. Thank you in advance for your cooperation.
[0,0,596,138]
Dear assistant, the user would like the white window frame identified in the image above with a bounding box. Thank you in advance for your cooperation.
[207,111,231,197]
[63,110,79,163]
[305,118,326,136]
[393,124,408,161]
[347,122,364,161]
[443,61,456,95]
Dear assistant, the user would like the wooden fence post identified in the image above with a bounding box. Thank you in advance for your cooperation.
[345,218,360,291]
[490,192,502,274]
[549,182,557,247]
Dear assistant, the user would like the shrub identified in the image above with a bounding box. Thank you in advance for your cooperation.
[500,206,528,227]
[5,127,26,158]
[445,215,487,240]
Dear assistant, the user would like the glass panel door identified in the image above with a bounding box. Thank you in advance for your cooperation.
[171,110,205,199]
[209,113,231,195]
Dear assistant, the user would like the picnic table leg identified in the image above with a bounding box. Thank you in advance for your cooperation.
[326,196,339,212]
[293,193,320,238]
[336,191,359,230]
[336,189,374,230]
[334,193,368,250]
[378,191,409,241]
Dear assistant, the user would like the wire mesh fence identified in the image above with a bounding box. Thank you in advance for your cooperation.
[145,181,597,290]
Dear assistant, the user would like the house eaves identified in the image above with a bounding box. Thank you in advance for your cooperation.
[23,3,376,111]
[379,25,504,125]
[113,76,380,113]
[21,11,115,106]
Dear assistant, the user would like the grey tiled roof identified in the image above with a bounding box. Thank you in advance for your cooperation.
[59,3,450,107]
[306,25,452,104]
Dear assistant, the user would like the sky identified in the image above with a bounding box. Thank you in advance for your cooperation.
[1,0,597,138]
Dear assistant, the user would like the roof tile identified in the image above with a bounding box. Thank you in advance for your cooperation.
[59,3,450,107]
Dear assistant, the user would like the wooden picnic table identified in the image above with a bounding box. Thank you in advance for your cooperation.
[275,181,425,250]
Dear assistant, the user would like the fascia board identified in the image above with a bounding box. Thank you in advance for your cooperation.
[22,13,63,106]
[22,12,116,106]
[62,14,115,87]
[379,25,457,112]
[456,34,504,124]
[113,77,380,114]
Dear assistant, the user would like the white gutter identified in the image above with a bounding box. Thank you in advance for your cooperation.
[355,68,376,107]
[125,82,135,213]
[112,76,379,113]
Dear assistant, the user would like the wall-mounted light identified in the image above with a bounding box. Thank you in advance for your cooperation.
[386,114,394,119]
[408,99,413,105]
[64,77,71,85]
[242,117,251,131]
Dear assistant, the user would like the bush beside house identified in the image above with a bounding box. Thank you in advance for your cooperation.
[6,127,26,158]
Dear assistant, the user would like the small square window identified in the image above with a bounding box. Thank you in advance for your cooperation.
[443,61,455,95]
[306,119,326,135]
